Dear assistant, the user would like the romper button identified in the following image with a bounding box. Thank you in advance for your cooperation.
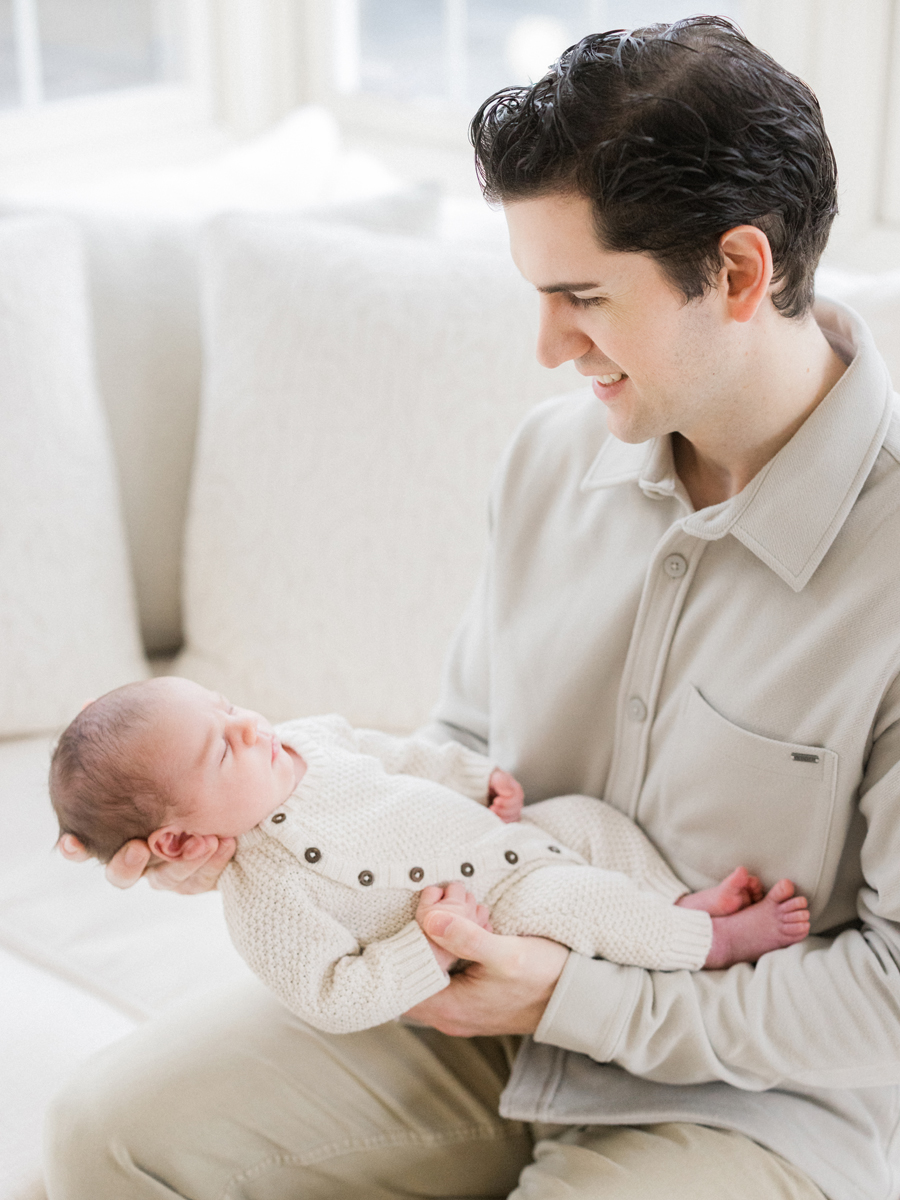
[504,850,519,864]
[627,696,647,722]
[409,866,424,882]
[664,553,687,578]
[358,870,374,886]
[548,845,561,853]
[460,862,474,877]
[304,847,321,862]
[271,813,286,824]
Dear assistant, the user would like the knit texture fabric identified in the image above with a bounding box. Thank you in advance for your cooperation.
[219,717,711,1033]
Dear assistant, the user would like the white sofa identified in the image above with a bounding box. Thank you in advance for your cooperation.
[1,113,899,1198]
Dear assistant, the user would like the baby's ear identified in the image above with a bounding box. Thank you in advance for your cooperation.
[148,827,197,861]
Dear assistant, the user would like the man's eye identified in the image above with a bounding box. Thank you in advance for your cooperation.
[569,294,603,308]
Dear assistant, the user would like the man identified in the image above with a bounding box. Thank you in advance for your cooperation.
[49,17,900,1199]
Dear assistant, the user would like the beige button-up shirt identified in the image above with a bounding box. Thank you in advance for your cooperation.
[430,300,900,1200]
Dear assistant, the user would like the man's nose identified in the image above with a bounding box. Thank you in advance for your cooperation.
[535,294,595,369]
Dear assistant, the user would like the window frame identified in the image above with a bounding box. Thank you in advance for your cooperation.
[300,0,900,269]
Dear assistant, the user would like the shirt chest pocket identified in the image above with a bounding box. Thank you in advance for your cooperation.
[654,685,838,903]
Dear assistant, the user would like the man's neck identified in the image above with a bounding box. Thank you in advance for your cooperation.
[673,310,848,511]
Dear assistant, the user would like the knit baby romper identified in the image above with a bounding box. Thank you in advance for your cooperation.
[220,716,711,1034]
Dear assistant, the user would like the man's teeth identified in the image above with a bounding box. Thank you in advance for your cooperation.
[597,373,624,385]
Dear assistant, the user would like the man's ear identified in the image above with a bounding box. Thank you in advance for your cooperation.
[718,225,774,324]
[148,826,201,861]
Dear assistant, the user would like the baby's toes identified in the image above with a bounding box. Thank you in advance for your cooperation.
[746,874,764,903]
[766,878,796,904]
[779,906,810,941]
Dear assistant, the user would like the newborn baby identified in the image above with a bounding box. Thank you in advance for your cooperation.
[50,677,810,1034]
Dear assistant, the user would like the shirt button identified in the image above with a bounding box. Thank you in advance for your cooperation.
[460,862,474,877]
[271,813,286,824]
[504,850,519,865]
[358,870,374,886]
[304,847,321,863]
[663,553,687,578]
[627,697,647,722]
[409,866,424,882]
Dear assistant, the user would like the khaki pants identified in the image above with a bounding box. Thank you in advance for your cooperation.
[44,979,824,1200]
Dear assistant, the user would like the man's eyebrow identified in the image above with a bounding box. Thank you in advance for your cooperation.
[537,282,603,294]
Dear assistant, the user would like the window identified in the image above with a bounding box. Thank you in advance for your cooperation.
[346,0,746,109]
[0,0,178,109]
[313,0,900,269]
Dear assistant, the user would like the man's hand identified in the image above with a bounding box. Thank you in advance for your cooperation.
[405,909,569,1036]
[57,832,236,894]
[487,768,524,822]
[415,881,492,972]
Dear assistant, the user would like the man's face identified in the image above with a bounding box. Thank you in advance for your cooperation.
[505,192,731,445]
[148,678,298,836]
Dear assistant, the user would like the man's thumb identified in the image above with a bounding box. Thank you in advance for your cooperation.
[423,912,495,962]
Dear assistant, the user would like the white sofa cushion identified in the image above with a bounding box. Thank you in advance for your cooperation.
[0,217,147,737]
[816,265,900,388]
[176,217,581,731]
[0,109,413,655]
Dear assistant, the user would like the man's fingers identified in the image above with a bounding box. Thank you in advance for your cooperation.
[170,836,236,894]
[105,839,152,889]
[421,911,501,964]
[57,833,90,863]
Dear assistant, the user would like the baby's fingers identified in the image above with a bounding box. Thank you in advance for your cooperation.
[417,885,446,910]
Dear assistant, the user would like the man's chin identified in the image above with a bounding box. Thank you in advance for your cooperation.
[604,411,656,445]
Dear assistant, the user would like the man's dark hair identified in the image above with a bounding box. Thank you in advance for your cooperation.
[470,17,837,318]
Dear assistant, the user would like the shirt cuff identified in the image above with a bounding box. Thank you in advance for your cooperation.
[534,951,643,1061]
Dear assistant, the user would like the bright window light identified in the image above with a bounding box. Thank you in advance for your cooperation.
[0,0,178,110]
[352,0,746,108]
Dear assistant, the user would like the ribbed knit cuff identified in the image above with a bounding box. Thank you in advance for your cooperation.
[642,858,692,905]
[662,908,712,970]
[535,952,643,1062]
[452,747,497,802]
[387,920,452,1009]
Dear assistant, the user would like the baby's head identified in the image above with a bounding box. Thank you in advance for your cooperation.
[50,677,297,863]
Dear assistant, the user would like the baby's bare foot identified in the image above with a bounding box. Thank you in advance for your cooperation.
[677,865,764,917]
[705,878,810,969]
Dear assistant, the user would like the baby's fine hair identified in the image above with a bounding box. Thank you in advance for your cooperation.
[49,680,173,864]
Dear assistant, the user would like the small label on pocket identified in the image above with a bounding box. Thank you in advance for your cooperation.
[791,752,820,763]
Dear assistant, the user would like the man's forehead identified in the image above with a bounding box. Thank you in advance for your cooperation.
[504,194,620,287]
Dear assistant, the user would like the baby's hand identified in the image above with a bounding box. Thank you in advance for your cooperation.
[416,881,492,973]
[488,768,524,822]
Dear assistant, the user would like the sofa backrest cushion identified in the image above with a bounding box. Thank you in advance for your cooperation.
[0,109,416,657]
[176,216,581,731]
[0,217,147,737]
[815,266,900,389]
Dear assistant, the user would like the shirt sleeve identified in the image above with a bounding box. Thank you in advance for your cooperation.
[535,695,900,1092]
[350,727,495,803]
[220,840,449,1036]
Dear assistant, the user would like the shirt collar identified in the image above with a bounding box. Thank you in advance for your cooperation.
[580,298,896,592]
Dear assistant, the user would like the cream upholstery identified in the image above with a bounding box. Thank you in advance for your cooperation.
[0,217,146,739]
